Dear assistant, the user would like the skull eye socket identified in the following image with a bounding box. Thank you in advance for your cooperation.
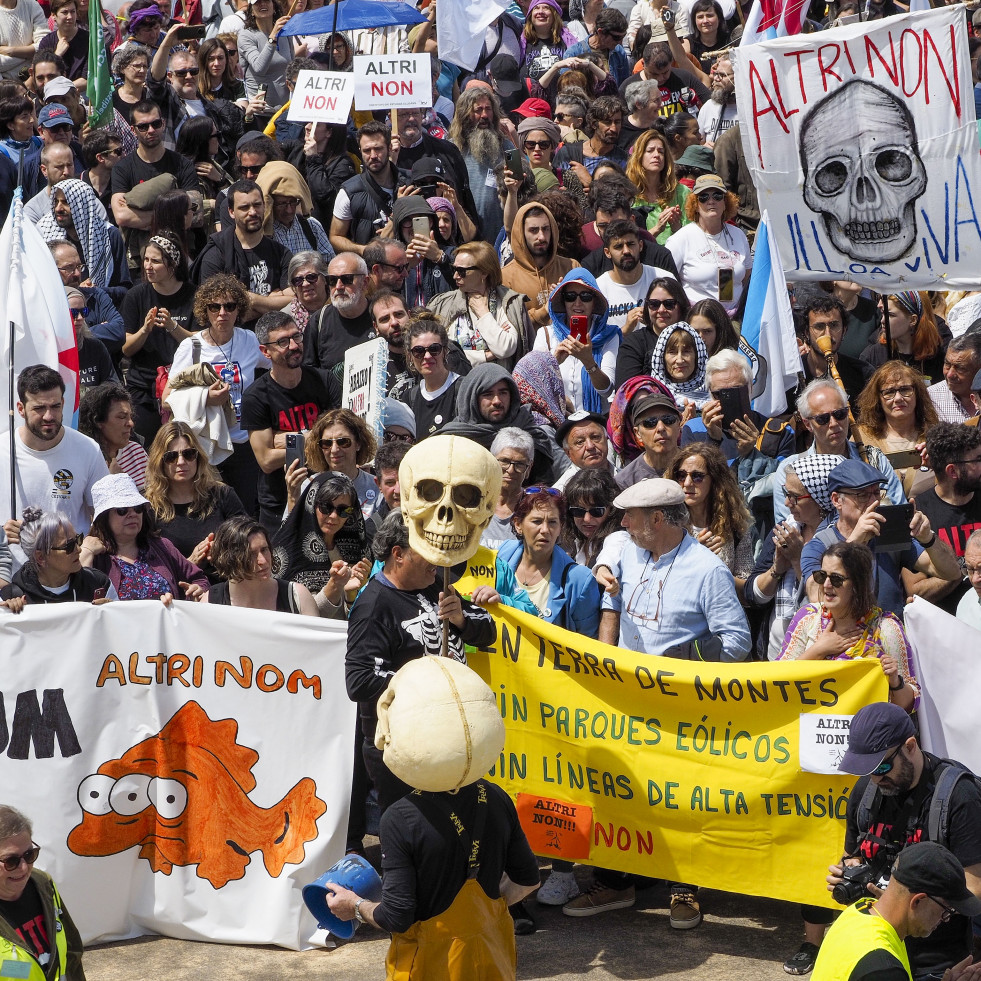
[452,484,481,508]
[416,479,444,503]
[814,160,849,195]
[875,149,912,183]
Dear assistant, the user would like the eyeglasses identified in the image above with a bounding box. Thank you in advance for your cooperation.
[171,67,199,77]
[927,896,956,923]
[49,533,84,553]
[451,265,476,277]
[625,565,664,623]
[71,307,89,319]
[522,139,552,150]
[568,505,607,519]
[807,407,849,426]
[162,447,199,465]
[319,436,353,449]
[697,190,726,203]
[383,431,414,444]
[839,486,881,503]
[316,502,356,518]
[410,343,444,360]
[498,458,529,472]
[273,196,301,208]
[57,262,84,273]
[265,332,303,350]
[561,290,595,303]
[378,261,410,275]
[782,487,812,506]
[0,844,40,871]
[966,563,981,577]
[290,273,322,287]
[600,29,625,40]
[524,486,561,496]
[950,456,981,466]
[811,570,849,588]
[646,298,678,311]
[880,385,914,400]
[327,273,361,287]
[134,117,164,132]
[206,301,239,313]
[114,505,143,516]
[636,414,680,429]
[675,469,706,484]
[872,745,903,776]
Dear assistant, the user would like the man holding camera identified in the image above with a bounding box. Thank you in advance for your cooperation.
[821,703,981,981]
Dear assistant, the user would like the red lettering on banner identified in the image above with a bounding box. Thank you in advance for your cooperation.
[370,80,414,97]
[817,43,843,91]
[865,33,899,86]
[749,60,790,169]
[924,25,960,115]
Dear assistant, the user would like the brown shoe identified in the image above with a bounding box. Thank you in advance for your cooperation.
[562,882,635,917]
[669,892,702,929]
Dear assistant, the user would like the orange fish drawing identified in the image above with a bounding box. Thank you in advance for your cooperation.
[67,701,326,888]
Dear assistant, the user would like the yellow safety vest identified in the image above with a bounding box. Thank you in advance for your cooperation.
[812,899,912,981]
[0,880,71,981]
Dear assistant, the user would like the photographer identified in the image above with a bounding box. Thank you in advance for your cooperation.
[825,703,981,980]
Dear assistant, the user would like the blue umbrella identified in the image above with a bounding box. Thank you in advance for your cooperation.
[280,0,427,37]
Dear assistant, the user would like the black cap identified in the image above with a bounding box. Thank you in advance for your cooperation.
[556,410,608,447]
[891,842,981,916]
[838,702,916,776]
[409,156,445,184]
[488,54,522,95]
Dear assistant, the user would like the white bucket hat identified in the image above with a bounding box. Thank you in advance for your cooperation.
[91,474,149,523]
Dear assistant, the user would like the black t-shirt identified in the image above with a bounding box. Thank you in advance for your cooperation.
[848,942,910,981]
[78,335,117,391]
[915,488,981,564]
[617,116,648,154]
[301,305,376,380]
[121,281,197,405]
[374,781,540,934]
[110,148,200,197]
[240,366,341,515]
[0,877,49,962]
[397,376,460,439]
[844,754,981,976]
[620,68,709,116]
[197,235,290,299]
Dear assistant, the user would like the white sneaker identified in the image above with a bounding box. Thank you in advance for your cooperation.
[537,870,580,906]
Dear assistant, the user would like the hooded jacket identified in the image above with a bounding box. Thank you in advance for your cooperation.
[391,195,453,304]
[501,202,579,328]
[440,362,560,484]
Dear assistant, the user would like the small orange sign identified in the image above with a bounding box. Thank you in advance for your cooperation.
[516,793,593,859]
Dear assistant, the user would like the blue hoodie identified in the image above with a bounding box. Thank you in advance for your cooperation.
[546,268,621,414]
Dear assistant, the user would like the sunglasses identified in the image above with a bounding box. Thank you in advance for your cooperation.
[114,505,144,517]
[697,190,726,203]
[291,273,322,287]
[162,447,199,465]
[384,431,414,444]
[568,505,607,519]
[636,414,680,429]
[134,117,164,132]
[171,67,199,77]
[601,29,625,40]
[410,343,444,359]
[266,331,303,350]
[49,532,84,553]
[319,436,353,449]
[524,486,561,497]
[379,261,410,274]
[553,112,574,122]
[0,844,40,871]
[872,745,903,776]
[676,469,706,484]
[327,274,361,287]
[225,48,238,56]
[782,487,812,506]
[562,290,595,303]
[239,165,262,176]
[105,147,124,157]
[206,301,239,313]
[71,307,89,319]
[808,407,849,426]
[316,502,356,518]
[451,265,475,277]
[646,298,679,311]
[811,570,849,588]
[522,140,552,150]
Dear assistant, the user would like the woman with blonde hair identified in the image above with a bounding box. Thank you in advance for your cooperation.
[627,128,690,245]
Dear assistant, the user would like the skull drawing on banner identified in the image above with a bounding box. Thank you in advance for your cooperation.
[399,434,502,566]
[800,79,926,265]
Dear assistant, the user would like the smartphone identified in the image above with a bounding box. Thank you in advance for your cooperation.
[285,432,305,471]
[570,315,589,344]
[715,385,752,432]
[885,448,924,471]
[873,503,914,552]
[411,215,431,240]
[718,268,734,304]
[504,148,524,181]
[92,587,107,601]
[174,24,206,40]
[256,86,267,103]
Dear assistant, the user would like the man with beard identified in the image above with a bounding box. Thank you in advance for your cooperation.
[330,121,403,255]
[2,365,108,557]
[194,180,293,317]
[564,7,631,88]
[697,58,737,149]
[448,88,513,236]
[23,141,74,224]
[794,292,869,406]
[364,238,410,296]
[816,703,981,981]
[552,95,629,182]
[595,220,675,332]
[242,312,341,533]
[303,253,376,380]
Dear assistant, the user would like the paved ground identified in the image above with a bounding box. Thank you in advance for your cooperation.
[86,853,812,981]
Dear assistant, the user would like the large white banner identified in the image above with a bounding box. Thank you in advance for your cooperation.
[733,7,981,289]
[0,602,355,948]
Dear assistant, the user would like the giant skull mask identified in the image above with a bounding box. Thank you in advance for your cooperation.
[399,435,502,566]
[800,80,926,265]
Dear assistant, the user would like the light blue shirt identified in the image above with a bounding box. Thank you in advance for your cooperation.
[600,532,751,661]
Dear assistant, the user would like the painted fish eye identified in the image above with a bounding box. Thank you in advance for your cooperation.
[77,773,116,815]
[108,773,153,815]
[148,777,188,820]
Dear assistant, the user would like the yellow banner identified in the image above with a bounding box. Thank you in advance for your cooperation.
[469,605,888,909]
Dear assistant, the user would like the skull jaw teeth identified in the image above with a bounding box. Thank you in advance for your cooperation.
[843,218,901,243]
[424,532,469,551]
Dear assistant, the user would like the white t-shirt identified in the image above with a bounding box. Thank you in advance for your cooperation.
[216,9,246,35]
[697,101,738,145]
[666,222,753,318]
[169,330,270,443]
[595,266,674,331]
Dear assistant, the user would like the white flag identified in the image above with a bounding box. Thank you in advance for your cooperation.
[436,0,510,71]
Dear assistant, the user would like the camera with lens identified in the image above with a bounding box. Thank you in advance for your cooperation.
[832,853,894,906]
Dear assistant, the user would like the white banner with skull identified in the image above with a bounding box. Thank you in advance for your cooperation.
[733,7,981,289]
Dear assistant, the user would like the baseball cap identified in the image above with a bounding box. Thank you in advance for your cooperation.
[38,104,72,129]
[971,367,981,392]
[409,156,445,185]
[630,391,680,425]
[488,54,522,96]
[43,76,75,100]
[827,459,887,494]
[838,702,916,775]
[613,477,685,510]
[891,842,981,916]
[691,173,727,196]
[514,98,552,119]
[555,410,607,447]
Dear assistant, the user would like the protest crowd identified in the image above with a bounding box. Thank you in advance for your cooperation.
[4,0,981,974]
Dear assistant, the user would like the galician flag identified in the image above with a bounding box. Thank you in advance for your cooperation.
[87,0,113,127]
